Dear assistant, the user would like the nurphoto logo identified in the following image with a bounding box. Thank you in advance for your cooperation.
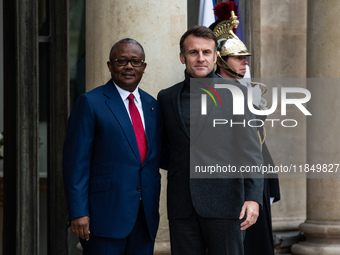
[197,80,312,128]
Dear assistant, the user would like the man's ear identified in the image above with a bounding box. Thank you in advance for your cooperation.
[141,62,147,72]
[179,52,186,64]
[107,61,112,72]
[216,59,223,68]
[213,51,218,64]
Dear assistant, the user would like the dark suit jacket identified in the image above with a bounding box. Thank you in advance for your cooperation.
[157,72,264,220]
[63,80,162,240]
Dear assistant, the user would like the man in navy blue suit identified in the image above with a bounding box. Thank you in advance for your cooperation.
[63,38,162,255]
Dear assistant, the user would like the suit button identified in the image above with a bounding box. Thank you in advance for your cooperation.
[137,187,142,192]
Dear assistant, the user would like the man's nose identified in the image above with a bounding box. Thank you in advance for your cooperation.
[197,52,205,62]
[124,61,134,69]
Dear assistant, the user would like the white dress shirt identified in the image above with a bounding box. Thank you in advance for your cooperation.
[113,81,145,129]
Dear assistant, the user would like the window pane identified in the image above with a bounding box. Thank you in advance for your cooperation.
[39,0,49,36]
[69,0,86,108]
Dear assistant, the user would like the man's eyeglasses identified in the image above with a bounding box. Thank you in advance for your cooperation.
[113,58,144,67]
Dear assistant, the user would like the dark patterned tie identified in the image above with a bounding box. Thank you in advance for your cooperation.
[127,94,147,163]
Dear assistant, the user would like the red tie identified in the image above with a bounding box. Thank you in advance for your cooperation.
[127,94,148,163]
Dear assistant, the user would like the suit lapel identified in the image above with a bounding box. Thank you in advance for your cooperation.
[171,78,215,142]
[190,93,216,143]
[190,78,218,143]
[104,81,141,163]
[172,82,190,138]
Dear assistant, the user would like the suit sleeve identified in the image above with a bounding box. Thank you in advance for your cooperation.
[234,86,264,207]
[63,94,95,221]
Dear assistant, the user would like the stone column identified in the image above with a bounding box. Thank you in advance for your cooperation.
[291,1,340,254]
[251,0,308,252]
[86,0,187,96]
[86,1,187,253]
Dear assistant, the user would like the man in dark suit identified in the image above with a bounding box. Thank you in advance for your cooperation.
[63,38,162,255]
[157,26,264,255]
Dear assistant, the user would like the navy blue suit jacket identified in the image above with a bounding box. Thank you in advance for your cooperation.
[63,80,162,240]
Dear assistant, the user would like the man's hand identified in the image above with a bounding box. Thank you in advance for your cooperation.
[239,201,259,230]
[71,216,90,241]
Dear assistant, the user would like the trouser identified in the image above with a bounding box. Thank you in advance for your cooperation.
[80,202,154,255]
[169,210,245,255]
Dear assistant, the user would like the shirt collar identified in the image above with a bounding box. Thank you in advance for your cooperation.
[112,80,141,103]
